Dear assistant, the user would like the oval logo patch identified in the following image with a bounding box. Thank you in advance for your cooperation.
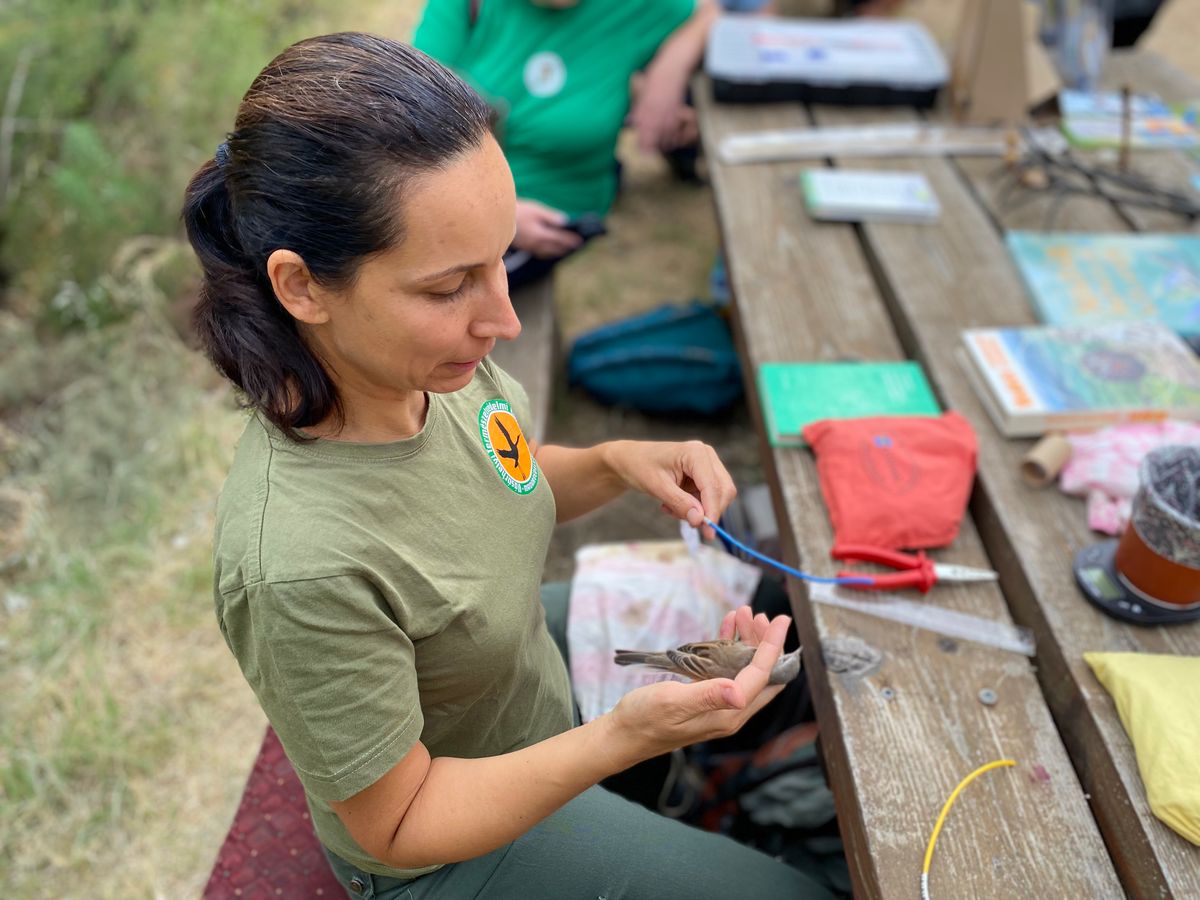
[479,399,539,494]
[523,51,566,98]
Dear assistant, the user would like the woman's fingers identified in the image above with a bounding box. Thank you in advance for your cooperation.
[733,615,790,698]
[736,607,776,647]
[621,614,791,752]
[719,609,737,641]
[678,444,736,538]
[533,225,582,257]
[754,612,770,639]
[513,200,582,258]
[683,613,790,726]
[612,441,735,539]
[733,605,755,644]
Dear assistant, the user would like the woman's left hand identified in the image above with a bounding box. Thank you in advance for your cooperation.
[628,71,694,153]
[604,440,735,539]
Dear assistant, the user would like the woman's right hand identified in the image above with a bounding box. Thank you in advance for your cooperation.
[513,199,583,259]
[600,607,791,766]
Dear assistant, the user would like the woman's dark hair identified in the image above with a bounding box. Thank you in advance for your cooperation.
[181,32,494,439]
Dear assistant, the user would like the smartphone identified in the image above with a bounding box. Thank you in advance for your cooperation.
[562,212,607,241]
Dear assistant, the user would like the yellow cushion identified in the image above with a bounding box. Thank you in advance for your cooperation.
[1084,652,1200,846]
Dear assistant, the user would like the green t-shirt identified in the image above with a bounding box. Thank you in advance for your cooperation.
[213,360,574,879]
[413,0,695,218]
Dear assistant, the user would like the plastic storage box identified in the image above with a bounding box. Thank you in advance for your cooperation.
[707,16,948,107]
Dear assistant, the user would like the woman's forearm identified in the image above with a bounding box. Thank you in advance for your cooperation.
[535,441,632,522]
[536,439,732,530]
[644,0,720,87]
[339,611,788,872]
[386,714,637,868]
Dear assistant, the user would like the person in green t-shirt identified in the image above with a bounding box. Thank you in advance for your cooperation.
[182,33,833,900]
[413,0,718,288]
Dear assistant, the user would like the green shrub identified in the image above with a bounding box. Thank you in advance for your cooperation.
[0,0,348,328]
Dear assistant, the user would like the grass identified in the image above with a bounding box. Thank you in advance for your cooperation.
[0,289,263,897]
[0,4,733,897]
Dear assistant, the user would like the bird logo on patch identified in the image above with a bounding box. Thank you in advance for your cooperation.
[523,51,566,98]
[479,399,539,494]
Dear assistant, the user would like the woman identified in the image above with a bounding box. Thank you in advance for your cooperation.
[183,32,831,899]
[413,0,719,287]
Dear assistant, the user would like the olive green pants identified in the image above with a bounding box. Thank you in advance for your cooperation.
[323,583,833,900]
[324,781,832,899]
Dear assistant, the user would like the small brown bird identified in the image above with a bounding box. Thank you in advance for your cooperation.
[614,639,802,685]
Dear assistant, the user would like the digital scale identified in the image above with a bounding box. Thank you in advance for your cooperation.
[1074,540,1200,626]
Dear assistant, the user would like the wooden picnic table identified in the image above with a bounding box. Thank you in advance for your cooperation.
[697,48,1200,899]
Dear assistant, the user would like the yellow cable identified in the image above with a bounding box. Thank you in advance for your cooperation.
[920,758,1016,900]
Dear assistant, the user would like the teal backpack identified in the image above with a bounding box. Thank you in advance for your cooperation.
[566,300,744,416]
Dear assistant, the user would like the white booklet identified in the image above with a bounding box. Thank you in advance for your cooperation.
[800,168,941,223]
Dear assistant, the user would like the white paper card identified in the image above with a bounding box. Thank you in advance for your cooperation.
[801,169,941,223]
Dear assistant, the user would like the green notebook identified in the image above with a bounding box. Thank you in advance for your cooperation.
[757,361,940,447]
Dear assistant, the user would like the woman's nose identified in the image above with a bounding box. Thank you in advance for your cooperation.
[472,265,522,341]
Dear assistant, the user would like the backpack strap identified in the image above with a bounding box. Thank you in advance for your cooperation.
[469,0,481,26]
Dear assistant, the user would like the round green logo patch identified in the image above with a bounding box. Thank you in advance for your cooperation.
[478,399,539,494]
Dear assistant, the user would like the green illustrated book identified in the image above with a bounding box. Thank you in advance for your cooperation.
[757,361,940,447]
[959,321,1200,438]
[1005,232,1200,343]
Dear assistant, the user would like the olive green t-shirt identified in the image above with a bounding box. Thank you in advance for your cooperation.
[412,0,695,218]
[212,360,574,878]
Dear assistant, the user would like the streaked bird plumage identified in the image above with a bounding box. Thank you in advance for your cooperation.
[613,639,802,685]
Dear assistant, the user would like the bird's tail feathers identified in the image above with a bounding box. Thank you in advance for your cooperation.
[613,650,670,669]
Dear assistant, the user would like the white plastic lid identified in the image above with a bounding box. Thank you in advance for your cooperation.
[707,16,949,90]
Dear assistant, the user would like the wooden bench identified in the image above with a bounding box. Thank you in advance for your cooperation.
[203,727,342,899]
[490,274,559,445]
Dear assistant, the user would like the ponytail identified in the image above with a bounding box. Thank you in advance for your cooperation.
[182,159,339,440]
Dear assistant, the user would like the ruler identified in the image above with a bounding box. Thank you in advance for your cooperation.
[716,124,1068,166]
[807,583,1036,656]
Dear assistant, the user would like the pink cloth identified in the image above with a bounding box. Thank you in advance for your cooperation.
[566,532,761,723]
[1059,421,1200,534]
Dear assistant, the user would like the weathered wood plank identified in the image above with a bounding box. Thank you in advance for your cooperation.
[807,72,1200,896]
[698,82,1123,900]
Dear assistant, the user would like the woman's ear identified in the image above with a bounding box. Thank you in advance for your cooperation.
[267,249,332,325]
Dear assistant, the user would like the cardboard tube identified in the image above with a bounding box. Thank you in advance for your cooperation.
[1021,432,1071,488]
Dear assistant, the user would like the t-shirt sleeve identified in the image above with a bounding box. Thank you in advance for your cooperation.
[411,0,471,67]
[235,575,423,803]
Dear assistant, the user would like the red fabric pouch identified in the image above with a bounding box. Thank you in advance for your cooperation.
[802,412,977,550]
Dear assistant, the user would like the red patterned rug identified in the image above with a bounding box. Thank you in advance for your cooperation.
[204,727,344,899]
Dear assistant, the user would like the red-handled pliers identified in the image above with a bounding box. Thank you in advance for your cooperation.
[832,544,998,593]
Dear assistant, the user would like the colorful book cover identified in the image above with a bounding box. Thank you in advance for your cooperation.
[1006,232,1200,339]
[1058,90,1200,150]
[757,361,940,447]
[960,321,1200,437]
